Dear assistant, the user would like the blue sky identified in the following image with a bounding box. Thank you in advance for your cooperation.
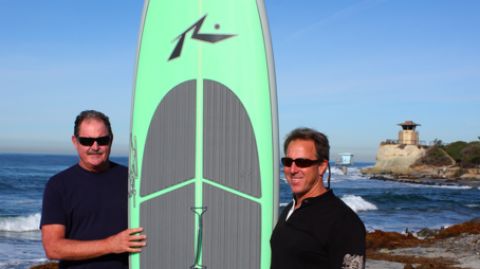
[1,0,479,161]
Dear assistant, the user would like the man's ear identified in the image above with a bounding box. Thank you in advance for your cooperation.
[318,160,328,176]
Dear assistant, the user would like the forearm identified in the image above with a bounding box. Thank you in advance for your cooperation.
[44,236,114,260]
[42,225,146,261]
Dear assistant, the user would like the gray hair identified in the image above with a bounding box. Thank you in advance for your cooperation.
[74,110,112,137]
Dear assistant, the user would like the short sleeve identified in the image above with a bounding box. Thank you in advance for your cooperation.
[328,211,366,269]
[40,178,66,228]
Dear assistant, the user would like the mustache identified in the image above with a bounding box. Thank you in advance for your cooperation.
[87,150,104,155]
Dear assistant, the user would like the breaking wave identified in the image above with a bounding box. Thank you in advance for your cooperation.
[341,195,378,212]
[0,213,40,232]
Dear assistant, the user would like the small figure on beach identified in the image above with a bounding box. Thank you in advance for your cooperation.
[270,127,366,269]
[40,110,146,268]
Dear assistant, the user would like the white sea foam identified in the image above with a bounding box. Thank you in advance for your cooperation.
[330,166,368,180]
[341,195,377,212]
[432,185,471,190]
[330,166,346,175]
[406,183,472,190]
[0,213,40,232]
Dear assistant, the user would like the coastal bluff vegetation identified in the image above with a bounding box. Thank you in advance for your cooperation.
[362,139,480,185]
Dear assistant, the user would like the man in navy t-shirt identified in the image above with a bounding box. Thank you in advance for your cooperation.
[40,110,147,269]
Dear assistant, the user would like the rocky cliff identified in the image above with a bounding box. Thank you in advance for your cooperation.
[362,143,480,186]
[362,144,427,175]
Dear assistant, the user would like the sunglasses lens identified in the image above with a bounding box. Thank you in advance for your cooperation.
[281,158,320,168]
[78,137,94,146]
[96,136,111,145]
[281,158,293,167]
[295,159,313,168]
[77,136,110,146]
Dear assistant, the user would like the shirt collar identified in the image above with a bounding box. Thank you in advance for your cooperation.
[286,189,334,220]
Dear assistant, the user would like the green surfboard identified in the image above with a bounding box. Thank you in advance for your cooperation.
[128,0,278,268]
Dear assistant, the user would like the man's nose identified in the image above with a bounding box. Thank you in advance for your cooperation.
[91,141,100,150]
[289,162,299,173]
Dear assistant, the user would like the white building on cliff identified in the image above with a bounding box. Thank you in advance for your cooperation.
[368,120,428,175]
[398,120,421,145]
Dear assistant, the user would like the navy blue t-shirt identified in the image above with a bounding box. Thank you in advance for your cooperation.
[40,162,128,269]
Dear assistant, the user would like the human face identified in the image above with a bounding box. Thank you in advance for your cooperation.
[284,139,328,205]
[72,119,112,172]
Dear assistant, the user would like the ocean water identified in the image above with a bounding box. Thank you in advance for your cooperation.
[1,154,479,268]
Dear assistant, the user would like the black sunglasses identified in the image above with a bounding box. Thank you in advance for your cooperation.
[77,136,111,146]
[281,157,322,168]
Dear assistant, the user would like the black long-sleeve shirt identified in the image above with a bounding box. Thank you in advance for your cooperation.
[270,190,366,269]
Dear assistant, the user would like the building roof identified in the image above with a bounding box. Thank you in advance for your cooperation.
[397,120,421,126]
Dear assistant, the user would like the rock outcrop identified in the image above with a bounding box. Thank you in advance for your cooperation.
[362,143,480,186]
[362,144,428,175]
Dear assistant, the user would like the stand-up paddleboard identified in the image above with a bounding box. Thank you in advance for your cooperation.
[128,0,278,268]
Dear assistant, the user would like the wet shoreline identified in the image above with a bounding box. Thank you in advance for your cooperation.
[367,174,480,189]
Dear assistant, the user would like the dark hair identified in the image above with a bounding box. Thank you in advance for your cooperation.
[74,110,112,137]
[283,127,330,161]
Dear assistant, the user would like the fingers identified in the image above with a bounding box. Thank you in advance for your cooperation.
[127,227,144,235]
[107,227,147,254]
[126,247,143,253]
[125,227,147,253]
[129,234,146,241]
[127,227,147,242]
[129,240,147,247]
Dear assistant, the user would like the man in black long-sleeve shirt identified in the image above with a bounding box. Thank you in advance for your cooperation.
[270,127,365,269]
